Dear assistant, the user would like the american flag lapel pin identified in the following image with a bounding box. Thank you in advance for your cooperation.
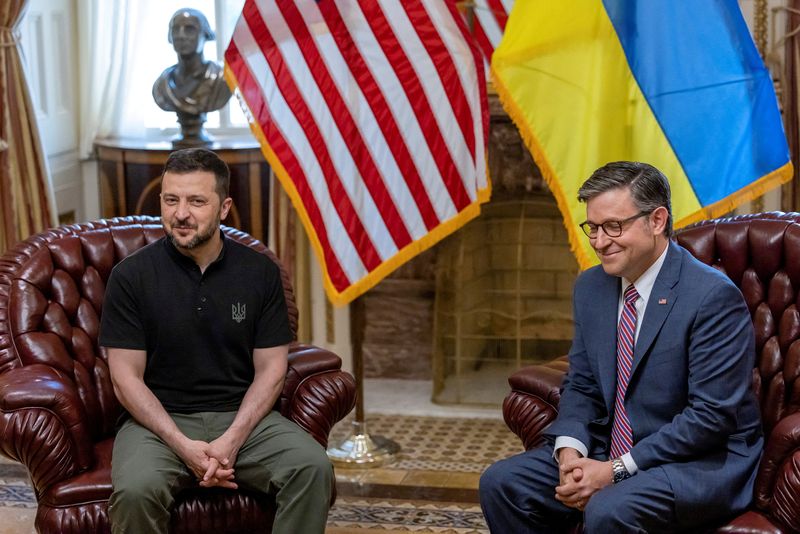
[658,298,667,305]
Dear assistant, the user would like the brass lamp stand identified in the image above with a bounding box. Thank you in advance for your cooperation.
[327,297,400,467]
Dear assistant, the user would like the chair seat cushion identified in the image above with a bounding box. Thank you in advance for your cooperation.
[38,437,275,533]
[171,488,274,534]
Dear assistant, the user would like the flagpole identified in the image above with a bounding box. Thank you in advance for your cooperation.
[327,296,400,467]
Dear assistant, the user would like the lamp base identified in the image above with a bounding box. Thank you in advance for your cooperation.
[327,421,400,468]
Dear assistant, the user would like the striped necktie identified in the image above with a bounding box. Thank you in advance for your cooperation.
[610,284,639,459]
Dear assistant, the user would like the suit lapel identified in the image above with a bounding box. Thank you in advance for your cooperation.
[595,273,622,410]
[629,242,682,381]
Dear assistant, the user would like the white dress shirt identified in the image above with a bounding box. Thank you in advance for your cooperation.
[554,244,669,475]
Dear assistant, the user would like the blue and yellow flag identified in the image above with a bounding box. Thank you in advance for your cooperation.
[492,0,793,269]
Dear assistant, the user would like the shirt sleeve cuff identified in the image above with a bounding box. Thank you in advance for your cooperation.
[621,452,638,475]
[553,436,589,461]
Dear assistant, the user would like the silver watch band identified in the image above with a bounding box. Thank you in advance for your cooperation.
[611,457,630,484]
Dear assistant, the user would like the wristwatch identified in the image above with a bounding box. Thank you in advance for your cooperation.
[611,457,631,484]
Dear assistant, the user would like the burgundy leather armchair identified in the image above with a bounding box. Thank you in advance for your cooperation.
[0,216,356,533]
[503,212,800,533]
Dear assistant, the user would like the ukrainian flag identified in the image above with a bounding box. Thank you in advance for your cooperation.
[492,0,793,269]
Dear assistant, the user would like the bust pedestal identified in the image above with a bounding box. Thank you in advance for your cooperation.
[94,137,271,242]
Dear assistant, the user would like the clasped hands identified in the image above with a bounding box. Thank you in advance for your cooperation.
[555,448,614,511]
[177,434,241,489]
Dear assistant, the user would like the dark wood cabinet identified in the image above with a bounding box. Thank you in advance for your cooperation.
[95,137,271,242]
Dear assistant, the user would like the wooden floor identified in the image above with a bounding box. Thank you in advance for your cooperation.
[0,414,522,533]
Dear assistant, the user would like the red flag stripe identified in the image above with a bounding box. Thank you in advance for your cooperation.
[499,0,514,18]
[290,1,435,240]
[486,0,509,30]
[456,0,513,64]
[277,1,414,250]
[471,16,496,66]
[474,1,504,49]
[225,41,352,291]
[254,0,424,255]
[317,1,441,231]
[232,9,374,281]
[439,1,490,185]
[379,1,479,201]
[401,0,476,167]
[248,2,403,261]
[360,2,472,211]
[225,0,490,304]
[325,2,461,224]
[226,42,356,289]
[241,2,382,272]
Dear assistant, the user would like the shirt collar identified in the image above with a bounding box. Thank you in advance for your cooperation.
[163,230,228,270]
[621,243,669,306]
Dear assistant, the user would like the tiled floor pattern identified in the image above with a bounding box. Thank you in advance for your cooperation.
[0,415,521,532]
[330,414,523,473]
[330,414,523,505]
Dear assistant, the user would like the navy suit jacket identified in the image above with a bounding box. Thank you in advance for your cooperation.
[544,241,763,523]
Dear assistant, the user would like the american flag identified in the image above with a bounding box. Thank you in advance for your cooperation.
[225,0,489,305]
[463,0,513,69]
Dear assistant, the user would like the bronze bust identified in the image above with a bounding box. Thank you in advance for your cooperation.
[153,8,232,147]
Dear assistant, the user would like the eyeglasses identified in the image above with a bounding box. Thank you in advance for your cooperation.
[579,211,650,238]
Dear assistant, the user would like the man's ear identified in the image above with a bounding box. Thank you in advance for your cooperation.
[650,206,669,236]
[220,197,233,221]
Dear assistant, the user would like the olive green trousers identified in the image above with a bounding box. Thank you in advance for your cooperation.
[109,410,332,534]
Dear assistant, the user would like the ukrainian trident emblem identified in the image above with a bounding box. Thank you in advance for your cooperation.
[232,302,246,323]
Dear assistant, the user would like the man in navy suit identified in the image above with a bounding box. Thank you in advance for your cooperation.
[479,161,763,532]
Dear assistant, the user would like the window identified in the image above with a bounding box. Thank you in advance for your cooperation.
[139,0,246,134]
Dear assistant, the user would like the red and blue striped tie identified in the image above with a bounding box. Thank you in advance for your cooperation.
[610,284,639,459]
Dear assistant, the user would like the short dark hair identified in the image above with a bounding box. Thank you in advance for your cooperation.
[577,161,673,237]
[162,148,230,200]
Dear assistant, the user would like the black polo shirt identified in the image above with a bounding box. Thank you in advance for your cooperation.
[99,233,293,413]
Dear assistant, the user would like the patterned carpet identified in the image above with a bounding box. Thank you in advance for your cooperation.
[0,479,34,509]
[329,414,522,473]
[328,497,487,533]
[0,415,519,532]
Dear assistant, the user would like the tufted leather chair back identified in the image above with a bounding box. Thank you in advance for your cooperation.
[675,212,800,436]
[675,212,800,528]
[0,216,299,445]
[0,216,356,534]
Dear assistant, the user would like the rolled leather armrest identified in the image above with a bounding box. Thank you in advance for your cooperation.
[716,510,786,533]
[503,357,568,450]
[280,343,356,447]
[508,356,569,405]
[0,364,93,492]
[751,412,800,531]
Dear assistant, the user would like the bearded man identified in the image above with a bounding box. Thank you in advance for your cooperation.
[99,148,332,534]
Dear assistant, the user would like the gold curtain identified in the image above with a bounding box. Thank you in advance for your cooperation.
[0,0,54,253]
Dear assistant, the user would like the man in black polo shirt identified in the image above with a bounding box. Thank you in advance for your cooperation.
[99,148,332,534]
